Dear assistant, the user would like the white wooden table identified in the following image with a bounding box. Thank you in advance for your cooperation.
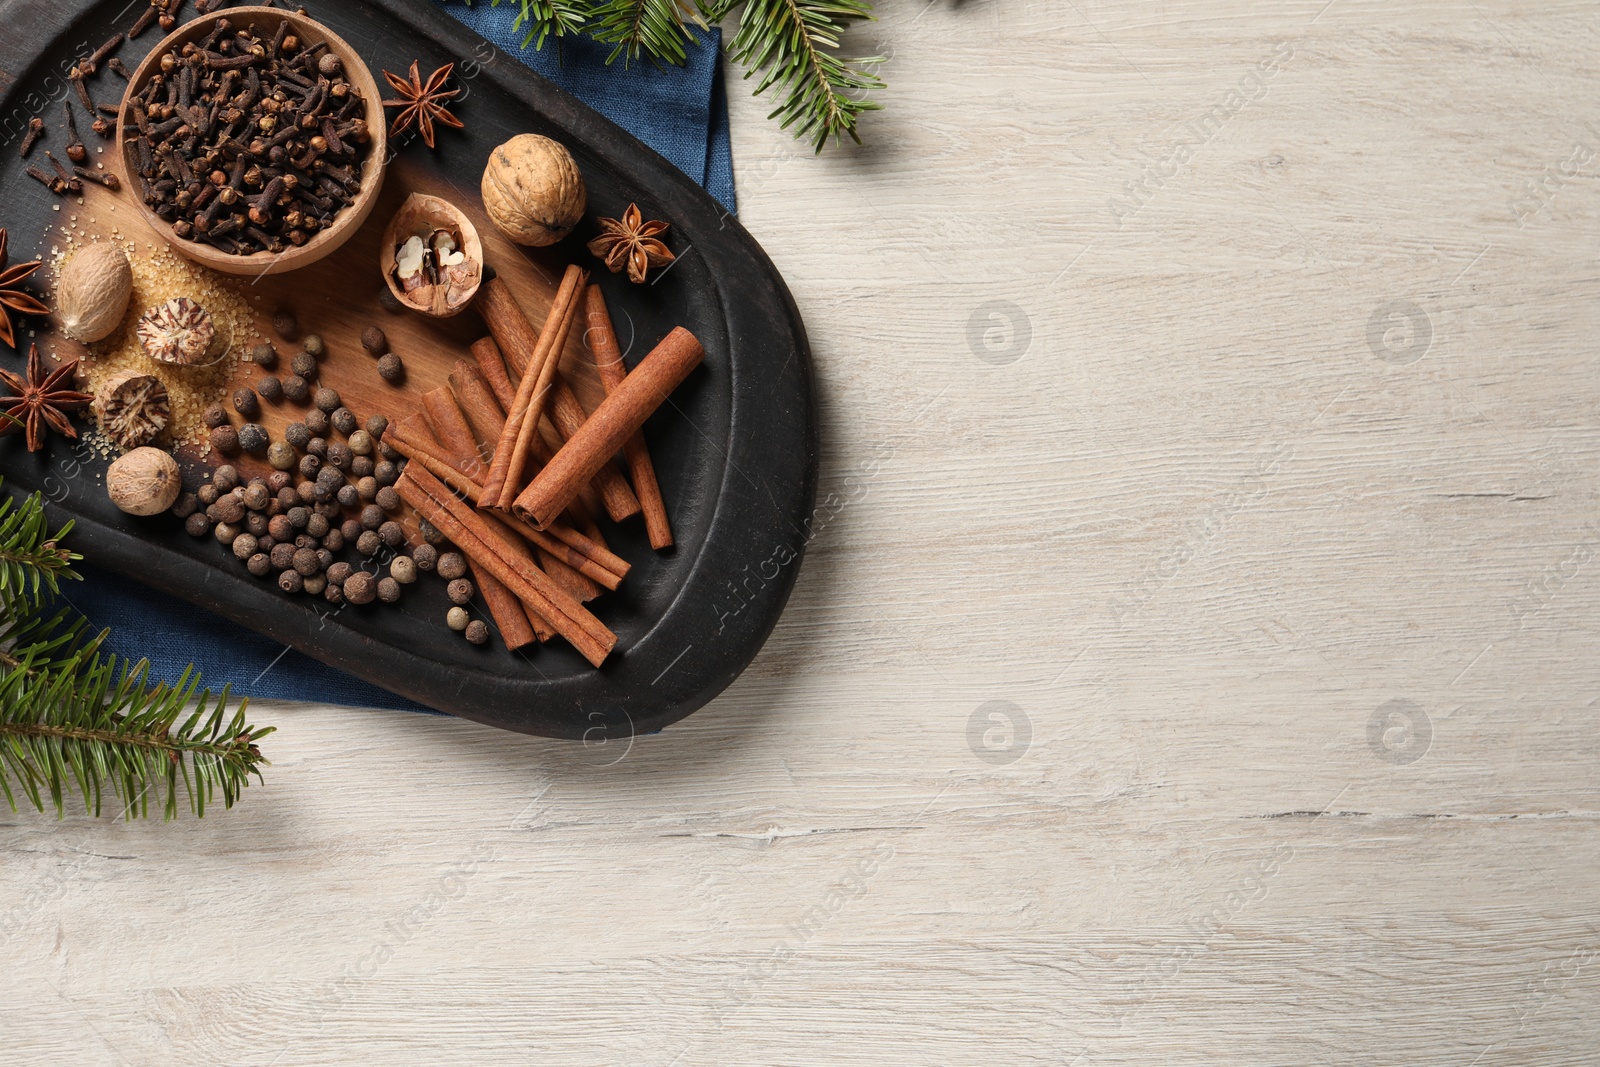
[7,2,1600,1062]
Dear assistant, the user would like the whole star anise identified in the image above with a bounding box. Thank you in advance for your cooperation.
[0,344,91,452]
[381,61,464,149]
[587,204,675,285]
[0,228,49,351]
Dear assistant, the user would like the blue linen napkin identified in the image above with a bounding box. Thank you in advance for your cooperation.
[71,8,737,712]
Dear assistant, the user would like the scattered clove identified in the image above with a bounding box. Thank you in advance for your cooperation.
[26,165,68,195]
[18,118,44,158]
[108,57,131,80]
[128,3,159,38]
[44,152,83,195]
[79,34,124,77]
[74,166,122,191]
[62,102,86,164]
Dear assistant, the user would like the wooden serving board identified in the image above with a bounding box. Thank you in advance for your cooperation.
[0,0,817,739]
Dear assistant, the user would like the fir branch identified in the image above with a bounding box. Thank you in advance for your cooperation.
[494,0,599,50]
[591,0,707,67]
[711,0,884,151]
[0,481,271,819]
[0,489,78,614]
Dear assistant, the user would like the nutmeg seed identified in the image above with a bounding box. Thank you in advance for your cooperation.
[106,447,182,515]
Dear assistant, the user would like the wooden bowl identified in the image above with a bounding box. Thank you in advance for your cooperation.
[116,7,388,277]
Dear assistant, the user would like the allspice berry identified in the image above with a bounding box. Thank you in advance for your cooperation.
[247,553,272,577]
[203,404,230,429]
[374,460,399,487]
[185,512,213,537]
[390,556,417,584]
[282,375,310,403]
[107,447,182,515]
[377,352,404,383]
[446,606,470,631]
[291,351,318,380]
[361,326,388,356]
[232,387,260,418]
[303,333,326,358]
[327,561,353,586]
[251,342,278,369]
[210,425,240,454]
[268,442,297,470]
[465,620,489,646]
[377,577,401,603]
[436,552,466,580]
[170,492,198,519]
[375,486,400,512]
[214,466,239,492]
[284,422,311,449]
[304,408,330,436]
[278,570,303,594]
[378,521,405,548]
[272,308,298,340]
[366,414,388,438]
[331,408,357,436]
[446,578,475,605]
[238,423,269,454]
[344,571,376,605]
[412,543,439,570]
[314,386,341,412]
[347,429,373,456]
[356,530,382,556]
[257,375,284,402]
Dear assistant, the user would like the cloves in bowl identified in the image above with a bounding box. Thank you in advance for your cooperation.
[381,193,483,318]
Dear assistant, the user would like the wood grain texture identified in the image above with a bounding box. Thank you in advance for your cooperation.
[6,0,1600,1063]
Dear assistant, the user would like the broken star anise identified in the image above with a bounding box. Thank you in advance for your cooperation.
[0,228,49,351]
[0,344,91,452]
[587,204,675,285]
[381,61,464,150]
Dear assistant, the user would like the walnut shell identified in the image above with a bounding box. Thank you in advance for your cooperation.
[106,446,181,516]
[94,369,171,449]
[380,193,483,318]
[481,134,586,247]
[57,242,133,343]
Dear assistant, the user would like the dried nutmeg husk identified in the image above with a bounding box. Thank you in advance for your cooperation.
[381,193,482,318]
[94,368,171,449]
[137,297,219,365]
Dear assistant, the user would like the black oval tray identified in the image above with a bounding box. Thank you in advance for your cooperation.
[0,0,817,740]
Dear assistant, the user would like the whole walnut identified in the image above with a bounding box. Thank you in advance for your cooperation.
[481,134,586,247]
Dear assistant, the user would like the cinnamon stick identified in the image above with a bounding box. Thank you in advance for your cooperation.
[385,421,629,590]
[470,337,518,413]
[479,266,587,510]
[449,358,506,454]
[550,374,641,522]
[537,544,600,603]
[398,465,617,666]
[514,327,704,529]
[469,559,544,648]
[586,284,673,548]
[421,388,485,479]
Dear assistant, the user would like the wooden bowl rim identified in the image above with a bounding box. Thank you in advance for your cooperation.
[115,6,389,276]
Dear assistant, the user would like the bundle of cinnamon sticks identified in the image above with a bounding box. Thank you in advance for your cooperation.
[386,264,704,666]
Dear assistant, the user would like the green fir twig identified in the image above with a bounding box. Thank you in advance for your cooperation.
[0,482,271,819]
[472,0,884,150]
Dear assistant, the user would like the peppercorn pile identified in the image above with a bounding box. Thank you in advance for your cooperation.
[173,313,485,643]
[126,17,373,255]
